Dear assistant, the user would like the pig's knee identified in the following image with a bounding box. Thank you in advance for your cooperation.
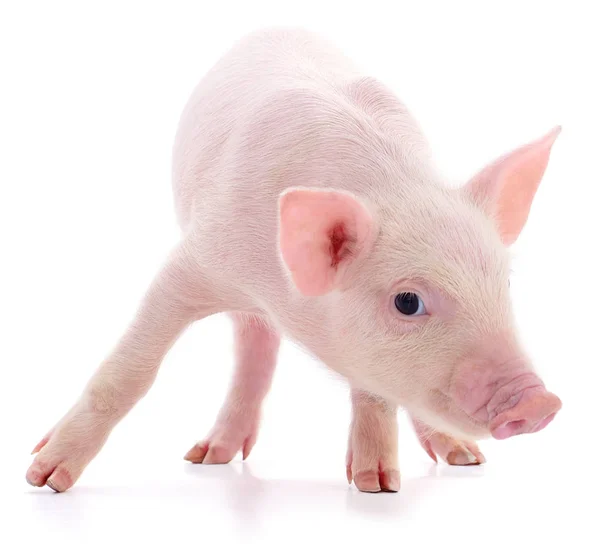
[84,381,120,416]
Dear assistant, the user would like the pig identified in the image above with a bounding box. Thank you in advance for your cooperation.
[26,27,562,494]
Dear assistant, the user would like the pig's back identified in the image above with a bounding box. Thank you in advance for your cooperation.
[172,27,360,223]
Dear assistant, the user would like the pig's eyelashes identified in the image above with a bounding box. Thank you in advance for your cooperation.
[394,292,427,317]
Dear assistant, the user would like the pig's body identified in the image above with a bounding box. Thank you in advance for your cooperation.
[26,28,562,494]
[172,28,430,383]
[172,29,366,335]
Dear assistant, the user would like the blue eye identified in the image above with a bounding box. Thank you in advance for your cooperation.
[394,292,426,316]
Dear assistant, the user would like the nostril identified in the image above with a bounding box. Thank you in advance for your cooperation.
[492,411,558,440]
[493,419,528,439]
[506,419,527,433]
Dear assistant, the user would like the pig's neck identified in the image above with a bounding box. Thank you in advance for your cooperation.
[258,288,355,380]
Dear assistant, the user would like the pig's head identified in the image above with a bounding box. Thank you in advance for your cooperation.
[278,127,562,441]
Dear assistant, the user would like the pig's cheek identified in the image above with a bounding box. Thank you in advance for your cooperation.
[381,312,428,336]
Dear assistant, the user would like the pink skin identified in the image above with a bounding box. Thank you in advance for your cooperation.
[412,418,486,466]
[184,314,280,464]
[347,390,400,492]
[27,28,562,494]
[446,331,562,441]
[27,246,216,491]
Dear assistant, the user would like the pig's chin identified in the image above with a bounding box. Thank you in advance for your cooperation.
[410,393,491,441]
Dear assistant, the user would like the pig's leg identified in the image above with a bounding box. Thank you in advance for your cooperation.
[412,418,486,465]
[26,244,223,492]
[346,389,400,492]
[184,313,280,464]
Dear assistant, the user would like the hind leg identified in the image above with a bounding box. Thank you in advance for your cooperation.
[184,313,280,464]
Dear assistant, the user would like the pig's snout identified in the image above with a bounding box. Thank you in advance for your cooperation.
[450,355,562,440]
[489,387,562,440]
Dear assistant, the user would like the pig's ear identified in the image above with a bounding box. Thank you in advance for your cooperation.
[464,126,561,246]
[278,188,375,296]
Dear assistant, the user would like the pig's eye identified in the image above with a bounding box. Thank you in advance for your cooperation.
[394,292,426,316]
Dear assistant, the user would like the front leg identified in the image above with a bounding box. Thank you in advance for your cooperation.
[346,389,400,493]
[26,242,223,492]
[412,418,486,465]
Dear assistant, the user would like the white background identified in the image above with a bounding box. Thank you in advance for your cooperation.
[1,1,599,542]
